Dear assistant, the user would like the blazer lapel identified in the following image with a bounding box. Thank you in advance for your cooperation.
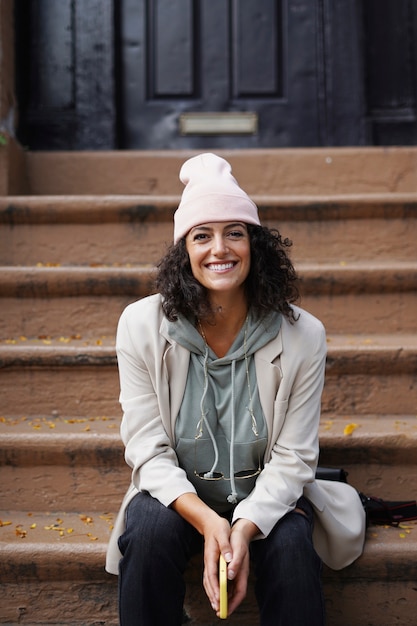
[254,332,283,440]
[161,338,190,440]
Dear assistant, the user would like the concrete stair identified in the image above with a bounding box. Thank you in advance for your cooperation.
[1,148,417,625]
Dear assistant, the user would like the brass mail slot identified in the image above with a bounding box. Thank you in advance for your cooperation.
[179,112,258,135]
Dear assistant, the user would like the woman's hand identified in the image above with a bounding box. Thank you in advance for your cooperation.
[171,494,233,612]
[222,519,259,616]
[172,494,260,617]
[201,514,233,614]
[204,517,259,617]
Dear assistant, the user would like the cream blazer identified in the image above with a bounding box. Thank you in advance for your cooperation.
[106,295,366,575]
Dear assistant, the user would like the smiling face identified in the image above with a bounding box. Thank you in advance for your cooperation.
[185,221,251,300]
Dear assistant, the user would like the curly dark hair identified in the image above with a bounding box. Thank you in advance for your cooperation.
[155,224,300,323]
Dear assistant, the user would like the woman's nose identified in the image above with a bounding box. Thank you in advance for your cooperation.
[212,234,228,255]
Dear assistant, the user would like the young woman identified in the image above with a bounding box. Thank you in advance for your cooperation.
[106,153,366,626]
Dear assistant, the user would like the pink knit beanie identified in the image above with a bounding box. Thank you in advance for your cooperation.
[173,153,260,243]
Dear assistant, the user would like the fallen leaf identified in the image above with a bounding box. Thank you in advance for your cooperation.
[15,525,27,538]
[344,423,359,436]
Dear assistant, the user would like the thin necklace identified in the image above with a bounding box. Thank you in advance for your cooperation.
[197,318,208,343]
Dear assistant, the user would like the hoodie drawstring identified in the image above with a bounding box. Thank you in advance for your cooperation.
[227,358,238,504]
[196,316,256,505]
[196,345,220,479]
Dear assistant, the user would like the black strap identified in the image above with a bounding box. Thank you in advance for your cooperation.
[359,493,417,526]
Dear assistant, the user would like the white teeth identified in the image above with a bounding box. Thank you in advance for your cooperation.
[208,263,234,271]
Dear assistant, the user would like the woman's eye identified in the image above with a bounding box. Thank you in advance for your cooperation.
[193,233,208,241]
[228,230,244,238]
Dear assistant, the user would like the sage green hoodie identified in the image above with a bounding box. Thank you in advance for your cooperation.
[167,310,282,513]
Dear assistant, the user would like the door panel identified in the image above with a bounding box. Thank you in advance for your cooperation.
[232,0,281,97]
[363,0,417,145]
[152,0,194,97]
[14,0,115,150]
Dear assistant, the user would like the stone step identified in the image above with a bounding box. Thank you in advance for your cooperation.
[0,265,153,338]
[1,334,416,416]
[301,261,417,335]
[0,338,119,416]
[1,193,416,265]
[0,510,416,625]
[19,147,417,195]
[1,261,416,337]
[1,413,416,512]
[0,416,128,512]
[0,511,118,626]
[317,414,417,498]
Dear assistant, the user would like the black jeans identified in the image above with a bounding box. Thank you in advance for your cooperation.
[118,492,325,626]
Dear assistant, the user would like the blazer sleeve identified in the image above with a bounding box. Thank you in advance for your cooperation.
[116,300,197,507]
[232,311,327,537]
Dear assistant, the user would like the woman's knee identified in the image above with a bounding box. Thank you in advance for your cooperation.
[278,515,313,556]
[252,506,318,571]
[119,492,198,560]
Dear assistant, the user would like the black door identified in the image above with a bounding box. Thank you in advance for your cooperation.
[117,0,364,148]
[118,0,324,148]
[14,0,417,150]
